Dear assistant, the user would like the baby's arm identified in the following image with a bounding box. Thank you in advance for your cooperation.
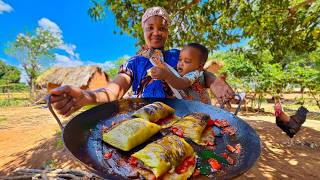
[150,66,192,89]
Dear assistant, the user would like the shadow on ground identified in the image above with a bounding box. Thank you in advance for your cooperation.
[237,120,320,180]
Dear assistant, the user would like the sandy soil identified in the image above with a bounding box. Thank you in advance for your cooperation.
[0,106,319,179]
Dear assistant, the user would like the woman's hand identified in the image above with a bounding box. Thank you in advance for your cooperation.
[50,85,94,116]
[204,71,234,108]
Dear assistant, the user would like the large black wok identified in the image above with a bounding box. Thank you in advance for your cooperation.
[48,97,261,179]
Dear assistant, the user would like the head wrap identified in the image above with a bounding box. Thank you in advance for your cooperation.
[141,7,170,27]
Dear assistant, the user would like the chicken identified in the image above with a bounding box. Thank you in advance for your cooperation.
[274,99,309,138]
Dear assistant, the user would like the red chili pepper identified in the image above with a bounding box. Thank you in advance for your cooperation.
[226,145,236,153]
[208,158,221,170]
[128,156,138,166]
[207,119,215,126]
[103,152,112,159]
[222,152,228,158]
[192,169,201,177]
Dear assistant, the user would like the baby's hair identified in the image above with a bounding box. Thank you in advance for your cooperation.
[185,43,209,64]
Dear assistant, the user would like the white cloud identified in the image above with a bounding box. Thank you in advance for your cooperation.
[54,53,83,67]
[37,17,81,65]
[38,18,62,39]
[58,44,79,59]
[86,60,115,70]
[0,0,13,14]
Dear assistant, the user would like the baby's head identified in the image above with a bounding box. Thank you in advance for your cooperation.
[177,43,208,76]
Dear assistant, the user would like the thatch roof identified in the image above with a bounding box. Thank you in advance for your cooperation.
[36,66,108,87]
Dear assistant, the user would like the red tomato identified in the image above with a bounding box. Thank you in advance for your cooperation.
[128,156,138,166]
[222,152,228,158]
[192,169,201,177]
[176,165,188,174]
[185,156,195,166]
[207,119,215,126]
[103,152,112,159]
[171,127,178,133]
[175,129,184,137]
[206,141,214,146]
[208,158,221,170]
[176,156,195,174]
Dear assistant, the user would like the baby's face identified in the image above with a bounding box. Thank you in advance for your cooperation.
[177,47,202,76]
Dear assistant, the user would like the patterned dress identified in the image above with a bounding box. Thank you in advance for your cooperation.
[118,49,180,98]
[179,70,211,104]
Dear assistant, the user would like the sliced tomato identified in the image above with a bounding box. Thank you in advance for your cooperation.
[128,156,138,166]
[207,119,215,126]
[222,152,228,158]
[171,127,178,133]
[205,141,214,146]
[176,165,188,174]
[103,152,112,159]
[208,158,221,170]
[176,156,195,174]
[175,130,183,137]
[192,169,201,177]
[185,156,195,166]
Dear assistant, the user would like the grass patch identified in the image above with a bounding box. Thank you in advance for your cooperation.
[0,98,29,107]
[54,131,64,149]
[43,159,58,169]
[283,103,320,112]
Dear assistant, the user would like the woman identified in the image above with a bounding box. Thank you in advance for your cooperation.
[50,7,234,116]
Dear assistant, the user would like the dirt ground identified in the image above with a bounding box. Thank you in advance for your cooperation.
[0,105,319,179]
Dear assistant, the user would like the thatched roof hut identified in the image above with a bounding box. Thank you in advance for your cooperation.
[36,66,109,92]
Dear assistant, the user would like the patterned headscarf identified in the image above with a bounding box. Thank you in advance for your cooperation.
[141,7,170,27]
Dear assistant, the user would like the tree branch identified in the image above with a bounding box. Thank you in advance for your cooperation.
[180,0,201,12]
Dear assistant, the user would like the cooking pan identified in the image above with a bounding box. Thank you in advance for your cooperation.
[48,97,260,179]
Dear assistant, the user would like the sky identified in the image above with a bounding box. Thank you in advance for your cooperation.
[0,0,247,82]
[0,0,138,69]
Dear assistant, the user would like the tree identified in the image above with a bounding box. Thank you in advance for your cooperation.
[105,56,129,79]
[0,60,20,84]
[5,28,61,99]
[88,0,242,49]
[88,0,320,60]
[231,0,320,67]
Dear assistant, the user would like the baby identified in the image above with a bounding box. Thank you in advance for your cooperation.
[150,43,211,104]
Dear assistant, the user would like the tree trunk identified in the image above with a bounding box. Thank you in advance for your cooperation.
[310,91,320,110]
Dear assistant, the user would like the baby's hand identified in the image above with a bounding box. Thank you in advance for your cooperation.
[150,66,169,80]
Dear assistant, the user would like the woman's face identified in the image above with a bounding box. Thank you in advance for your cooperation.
[143,16,168,49]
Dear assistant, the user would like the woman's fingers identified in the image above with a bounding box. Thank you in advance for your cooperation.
[53,95,72,112]
[50,94,66,103]
[58,97,76,116]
